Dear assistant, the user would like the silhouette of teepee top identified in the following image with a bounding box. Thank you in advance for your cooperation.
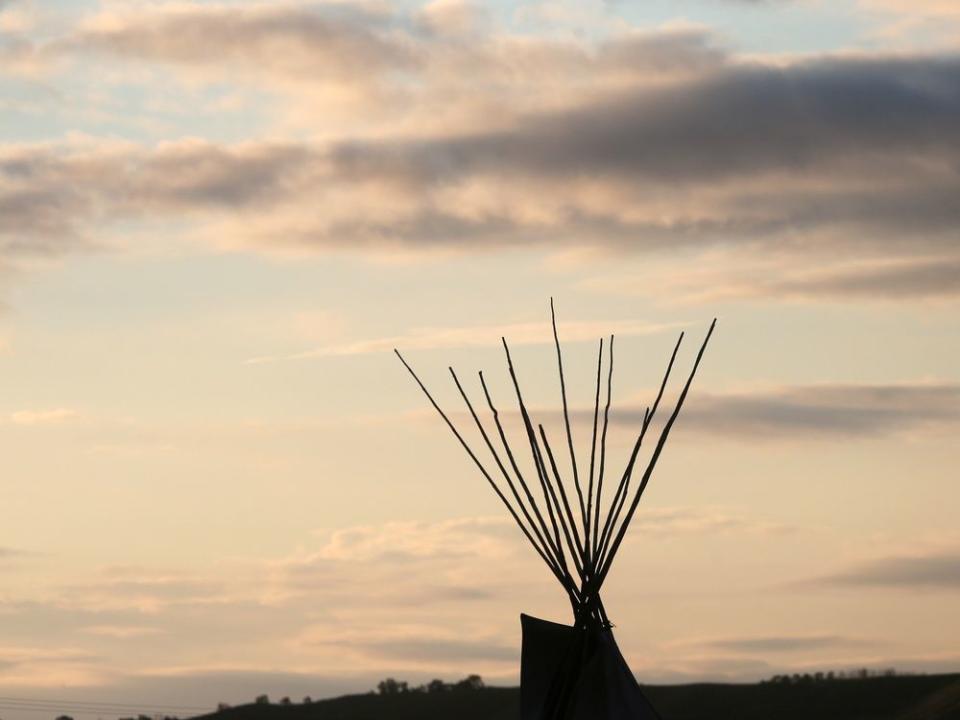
[396,300,716,631]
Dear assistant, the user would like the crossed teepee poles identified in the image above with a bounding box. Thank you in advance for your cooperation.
[397,300,716,629]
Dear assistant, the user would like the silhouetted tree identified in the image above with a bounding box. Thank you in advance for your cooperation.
[455,674,485,691]
[279,697,291,706]
[427,678,448,693]
[255,694,270,704]
[217,703,231,712]
[377,678,402,695]
[302,697,312,704]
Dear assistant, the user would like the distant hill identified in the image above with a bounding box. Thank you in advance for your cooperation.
[193,673,960,720]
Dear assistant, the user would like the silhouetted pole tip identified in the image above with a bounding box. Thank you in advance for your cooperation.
[395,304,716,627]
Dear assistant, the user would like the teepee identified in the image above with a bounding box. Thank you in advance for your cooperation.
[396,301,716,720]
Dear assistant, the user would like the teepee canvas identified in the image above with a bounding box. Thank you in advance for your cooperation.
[396,301,715,720]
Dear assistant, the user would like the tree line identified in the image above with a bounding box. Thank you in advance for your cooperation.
[764,668,907,684]
[376,674,485,695]
[210,675,487,711]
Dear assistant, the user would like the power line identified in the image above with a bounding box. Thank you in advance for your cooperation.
[0,708,203,717]
[0,705,187,716]
[0,695,211,716]
[0,696,209,710]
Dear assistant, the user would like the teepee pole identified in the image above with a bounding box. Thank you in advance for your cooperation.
[449,367,562,576]
[478,371,571,579]
[592,335,614,560]
[585,338,604,568]
[594,331,684,573]
[538,425,587,574]
[596,319,716,589]
[550,299,589,541]
[594,421,646,573]
[394,350,571,590]
[502,338,574,581]
[397,307,716,631]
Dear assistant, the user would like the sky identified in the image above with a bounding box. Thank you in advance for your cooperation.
[1,0,959,716]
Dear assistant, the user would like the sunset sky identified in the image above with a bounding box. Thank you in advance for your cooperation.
[1,0,959,715]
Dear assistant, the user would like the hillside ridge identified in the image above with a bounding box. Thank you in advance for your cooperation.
[191,673,960,720]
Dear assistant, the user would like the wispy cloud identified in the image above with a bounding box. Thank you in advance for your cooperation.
[308,516,515,564]
[79,625,164,639]
[0,645,104,686]
[305,627,518,666]
[58,569,231,613]
[678,383,960,439]
[533,382,960,440]
[566,383,960,440]
[767,257,960,300]
[246,318,679,363]
[605,255,960,303]
[62,2,413,84]
[812,550,960,590]
[691,635,868,654]
[8,408,78,425]
[631,507,796,536]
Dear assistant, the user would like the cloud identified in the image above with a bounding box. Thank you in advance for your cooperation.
[60,6,724,96]
[264,508,792,624]
[0,646,99,665]
[309,632,518,664]
[0,139,314,258]
[61,3,416,83]
[630,507,796,536]
[300,54,960,250]
[247,318,679,363]
[272,509,794,617]
[599,253,960,303]
[57,568,231,613]
[814,551,960,589]
[417,0,489,37]
[1,50,957,304]
[78,625,164,639]
[767,257,960,300]
[273,517,519,609]
[351,636,517,663]
[1,515,946,699]
[598,383,960,440]
[309,516,515,564]
[0,645,104,686]
[335,58,954,184]
[700,635,864,653]
[8,408,78,425]
[3,9,959,309]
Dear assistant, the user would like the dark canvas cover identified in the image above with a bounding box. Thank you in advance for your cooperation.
[521,614,662,720]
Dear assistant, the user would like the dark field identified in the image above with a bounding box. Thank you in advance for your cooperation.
[194,673,960,720]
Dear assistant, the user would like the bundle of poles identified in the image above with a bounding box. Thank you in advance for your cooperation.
[396,301,716,630]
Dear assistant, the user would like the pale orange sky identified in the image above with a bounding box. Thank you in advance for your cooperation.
[1,0,959,716]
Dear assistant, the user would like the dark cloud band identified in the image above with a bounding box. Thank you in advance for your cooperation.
[2,11,959,302]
